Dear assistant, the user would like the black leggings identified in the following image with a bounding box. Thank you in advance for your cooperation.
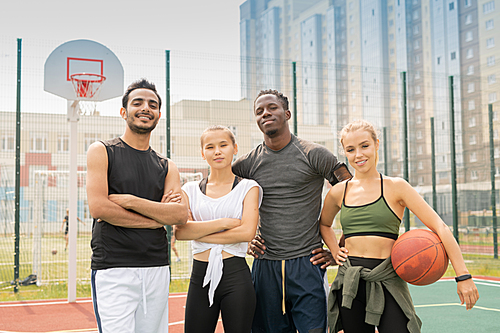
[336,256,410,333]
[184,256,256,333]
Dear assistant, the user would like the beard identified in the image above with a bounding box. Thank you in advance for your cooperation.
[126,116,159,134]
[265,129,278,137]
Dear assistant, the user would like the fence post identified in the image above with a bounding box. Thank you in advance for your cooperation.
[401,71,410,232]
[488,104,498,259]
[431,117,437,212]
[383,127,388,175]
[449,76,459,243]
[165,50,172,264]
[292,62,298,136]
[14,38,22,293]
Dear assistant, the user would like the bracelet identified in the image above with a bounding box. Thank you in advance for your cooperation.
[455,274,472,282]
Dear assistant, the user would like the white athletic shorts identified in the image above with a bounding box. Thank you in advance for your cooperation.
[91,266,170,333]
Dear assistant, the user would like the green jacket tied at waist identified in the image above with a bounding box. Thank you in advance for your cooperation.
[328,257,422,333]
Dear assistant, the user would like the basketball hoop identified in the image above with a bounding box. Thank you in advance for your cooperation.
[70,73,106,115]
[70,73,106,99]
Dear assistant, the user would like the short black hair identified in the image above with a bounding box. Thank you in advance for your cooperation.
[122,78,162,110]
[254,89,289,111]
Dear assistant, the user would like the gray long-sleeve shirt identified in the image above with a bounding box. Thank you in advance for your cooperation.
[232,134,347,260]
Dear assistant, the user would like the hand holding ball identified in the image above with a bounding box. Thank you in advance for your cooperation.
[52,249,58,255]
[391,229,449,285]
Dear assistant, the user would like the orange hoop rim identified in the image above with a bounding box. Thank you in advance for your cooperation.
[70,73,106,83]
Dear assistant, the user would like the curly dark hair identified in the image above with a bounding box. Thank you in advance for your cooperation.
[254,89,289,111]
[122,78,162,111]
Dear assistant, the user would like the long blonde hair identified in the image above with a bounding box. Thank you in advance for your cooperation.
[340,120,379,164]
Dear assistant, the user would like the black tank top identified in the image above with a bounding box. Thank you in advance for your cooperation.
[91,138,170,269]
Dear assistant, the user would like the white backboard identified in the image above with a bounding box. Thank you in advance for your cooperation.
[44,39,124,101]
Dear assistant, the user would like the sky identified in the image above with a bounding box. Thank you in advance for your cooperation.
[0,0,244,115]
[1,0,241,55]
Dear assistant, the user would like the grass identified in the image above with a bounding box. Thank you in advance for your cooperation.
[1,232,499,302]
[1,256,499,302]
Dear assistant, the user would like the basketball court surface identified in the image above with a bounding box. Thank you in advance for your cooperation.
[0,276,499,332]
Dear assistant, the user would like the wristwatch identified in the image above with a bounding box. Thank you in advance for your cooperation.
[455,274,472,282]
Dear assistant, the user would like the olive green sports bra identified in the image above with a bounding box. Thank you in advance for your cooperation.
[339,174,401,240]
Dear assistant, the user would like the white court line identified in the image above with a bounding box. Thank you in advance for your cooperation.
[414,303,500,312]
[0,299,92,308]
[0,293,187,308]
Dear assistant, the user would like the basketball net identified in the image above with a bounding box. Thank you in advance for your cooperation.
[70,73,106,116]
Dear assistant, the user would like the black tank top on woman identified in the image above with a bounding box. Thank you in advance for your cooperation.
[90,138,170,270]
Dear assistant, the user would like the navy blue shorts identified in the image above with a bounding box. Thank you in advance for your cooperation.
[251,254,328,333]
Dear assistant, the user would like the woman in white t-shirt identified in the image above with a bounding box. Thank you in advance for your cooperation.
[176,125,263,333]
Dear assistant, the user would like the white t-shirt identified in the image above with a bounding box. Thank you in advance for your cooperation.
[181,178,263,305]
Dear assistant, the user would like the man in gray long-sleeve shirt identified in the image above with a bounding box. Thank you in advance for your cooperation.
[232,89,351,333]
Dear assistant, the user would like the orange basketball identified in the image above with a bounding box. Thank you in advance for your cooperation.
[391,229,449,285]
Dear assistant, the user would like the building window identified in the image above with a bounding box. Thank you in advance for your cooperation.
[468,100,476,111]
[414,40,420,49]
[413,10,419,20]
[468,83,475,93]
[415,55,421,64]
[466,48,474,59]
[437,56,441,65]
[471,170,478,179]
[416,100,422,109]
[494,111,499,121]
[487,56,496,66]
[486,19,494,30]
[417,146,423,155]
[389,19,394,27]
[449,2,455,11]
[483,1,495,14]
[465,31,473,42]
[415,85,421,94]
[465,14,472,25]
[451,51,456,60]
[1,134,15,151]
[389,34,394,42]
[467,65,474,75]
[418,161,423,170]
[465,0,471,7]
[470,152,477,162]
[488,74,497,84]
[390,48,395,55]
[469,135,477,145]
[487,38,495,48]
[414,25,420,35]
[30,134,47,153]
[495,147,500,158]
[415,71,421,80]
[469,116,476,127]
[417,131,423,139]
[417,115,422,123]
[489,92,498,103]
[57,135,69,153]
[84,135,100,152]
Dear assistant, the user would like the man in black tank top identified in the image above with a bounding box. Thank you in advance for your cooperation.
[86,79,188,333]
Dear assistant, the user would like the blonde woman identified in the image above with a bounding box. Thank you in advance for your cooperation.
[319,120,479,333]
[176,126,262,333]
